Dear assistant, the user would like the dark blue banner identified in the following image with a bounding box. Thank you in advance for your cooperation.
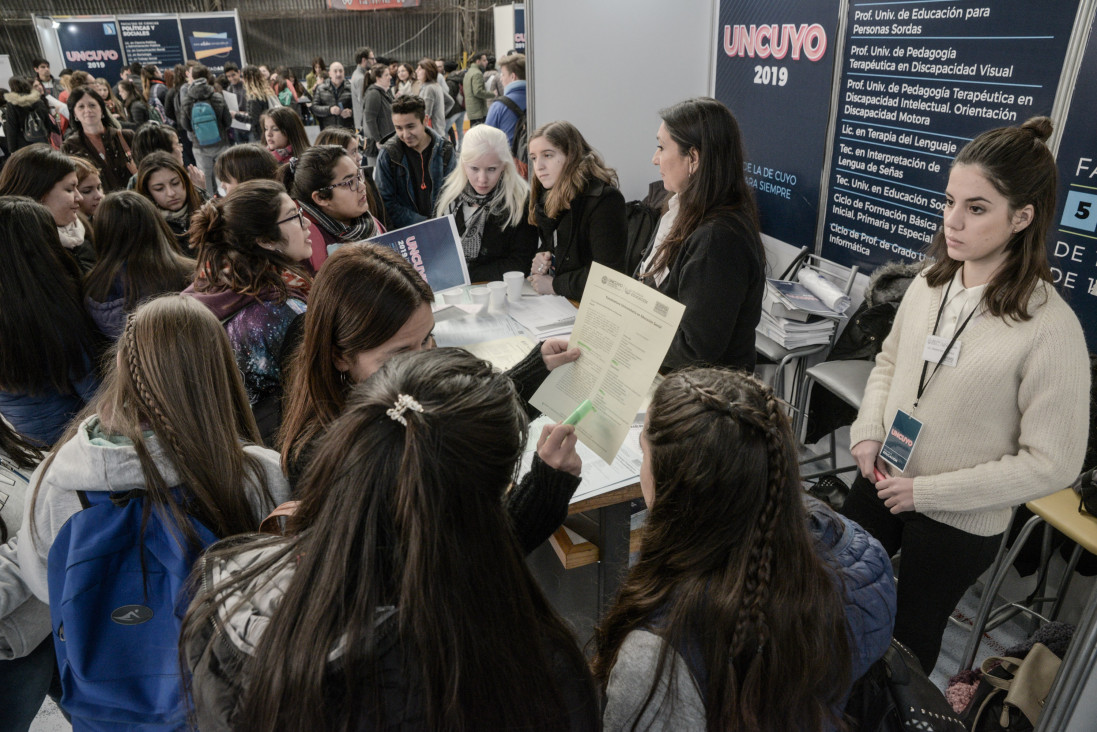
[58,20,126,83]
[714,0,843,247]
[179,16,243,75]
[119,18,185,69]
[1051,18,1097,349]
[514,6,526,52]
[820,0,1080,272]
[366,216,470,292]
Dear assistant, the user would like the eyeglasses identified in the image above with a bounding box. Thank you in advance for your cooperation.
[277,206,307,229]
[319,169,367,193]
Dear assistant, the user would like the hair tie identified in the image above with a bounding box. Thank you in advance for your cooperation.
[386,393,424,427]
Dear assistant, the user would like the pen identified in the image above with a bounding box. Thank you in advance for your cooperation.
[563,399,594,426]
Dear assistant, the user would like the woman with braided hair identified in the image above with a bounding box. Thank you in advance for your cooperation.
[18,295,290,722]
[595,368,895,731]
[182,348,598,730]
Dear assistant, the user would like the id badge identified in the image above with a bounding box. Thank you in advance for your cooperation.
[923,334,961,367]
[880,409,923,473]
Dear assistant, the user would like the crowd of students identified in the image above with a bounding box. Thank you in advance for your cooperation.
[0,42,1089,732]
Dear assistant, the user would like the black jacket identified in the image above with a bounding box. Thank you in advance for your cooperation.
[645,209,764,372]
[311,80,354,130]
[361,84,394,157]
[62,127,135,194]
[536,180,628,300]
[2,91,60,152]
[455,203,539,283]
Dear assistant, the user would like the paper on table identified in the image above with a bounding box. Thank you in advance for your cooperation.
[463,335,537,371]
[432,311,527,348]
[530,263,684,464]
[518,415,644,504]
[507,295,577,336]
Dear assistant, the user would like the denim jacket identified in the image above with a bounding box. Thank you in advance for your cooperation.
[374,127,456,230]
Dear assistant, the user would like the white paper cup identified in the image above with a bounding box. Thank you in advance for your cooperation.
[487,281,507,311]
[503,271,525,301]
[441,289,465,305]
[469,286,490,306]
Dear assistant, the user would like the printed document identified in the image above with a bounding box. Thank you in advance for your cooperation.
[530,263,684,463]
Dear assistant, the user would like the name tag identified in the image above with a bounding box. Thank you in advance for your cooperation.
[923,334,961,367]
[880,409,923,473]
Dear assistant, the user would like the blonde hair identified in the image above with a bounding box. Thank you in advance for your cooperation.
[434,125,528,228]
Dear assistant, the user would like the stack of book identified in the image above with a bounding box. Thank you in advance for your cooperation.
[756,278,843,349]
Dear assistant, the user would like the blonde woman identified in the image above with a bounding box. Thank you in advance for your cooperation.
[435,124,538,281]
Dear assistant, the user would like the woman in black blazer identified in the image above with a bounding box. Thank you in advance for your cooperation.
[527,121,627,300]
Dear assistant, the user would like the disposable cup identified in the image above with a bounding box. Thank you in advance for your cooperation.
[487,281,507,311]
[469,286,490,306]
[503,271,525,301]
[441,289,465,305]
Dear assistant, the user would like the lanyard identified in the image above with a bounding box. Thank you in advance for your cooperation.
[915,279,978,409]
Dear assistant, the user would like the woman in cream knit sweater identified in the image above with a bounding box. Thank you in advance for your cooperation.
[843,116,1090,673]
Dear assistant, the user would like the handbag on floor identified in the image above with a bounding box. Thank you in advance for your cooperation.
[964,642,1062,732]
[844,639,966,731]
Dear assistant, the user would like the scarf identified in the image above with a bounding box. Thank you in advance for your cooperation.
[298,197,377,243]
[160,202,191,230]
[272,145,293,164]
[57,218,85,249]
[533,195,562,241]
[453,182,503,261]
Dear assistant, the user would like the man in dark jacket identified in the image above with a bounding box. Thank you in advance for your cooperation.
[374,96,455,229]
[32,58,57,98]
[180,64,231,197]
[311,62,354,130]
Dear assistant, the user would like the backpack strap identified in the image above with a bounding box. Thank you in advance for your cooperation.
[76,490,91,510]
[494,95,523,117]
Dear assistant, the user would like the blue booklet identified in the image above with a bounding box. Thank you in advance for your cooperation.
[765,278,841,318]
[362,215,470,292]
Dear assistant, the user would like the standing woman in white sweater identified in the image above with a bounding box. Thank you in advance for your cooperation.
[843,116,1090,673]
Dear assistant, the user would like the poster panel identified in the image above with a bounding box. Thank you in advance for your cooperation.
[515,6,526,53]
[714,0,843,247]
[179,15,243,75]
[118,18,186,69]
[1051,18,1097,348]
[327,0,422,9]
[820,0,1080,271]
[56,18,126,82]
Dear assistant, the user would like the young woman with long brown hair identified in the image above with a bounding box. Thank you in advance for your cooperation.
[84,191,195,338]
[594,368,895,731]
[136,151,205,251]
[0,196,101,447]
[640,97,765,372]
[278,243,583,552]
[527,120,628,300]
[19,294,289,727]
[260,106,310,165]
[183,347,597,731]
[843,117,1090,673]
[185,179,313,444]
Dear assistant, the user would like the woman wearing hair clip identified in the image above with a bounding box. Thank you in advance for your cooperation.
[186,180,313,444]
[183,348,598,731]
[280,145,385,273]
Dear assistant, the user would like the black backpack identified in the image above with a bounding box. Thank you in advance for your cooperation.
[492,96,527,174]
[624,200,661,277]
[23,109,49,146]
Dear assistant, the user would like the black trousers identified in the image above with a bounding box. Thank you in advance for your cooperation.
[841,474,1001,673]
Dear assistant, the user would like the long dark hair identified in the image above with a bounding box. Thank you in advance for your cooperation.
[924,116,1057,321]
[185,348,593,730]
[30,295,274,551]
[136,151,202,215]
[0,144,76,200]
[278,244,433,474]
[262,106,311,157]
[0,197,99,398]
[85,191,194,309]
[189,179,309,301]
[593,368,851,731]
[644,97,760,276]
[527,120,618,221]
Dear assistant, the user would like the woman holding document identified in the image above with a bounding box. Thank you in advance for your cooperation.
[636,97,764,372]
[278,243,583,553]
[843,117,1089,673]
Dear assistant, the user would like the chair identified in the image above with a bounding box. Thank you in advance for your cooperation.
[795,358,876,479]
[755,248,859,408]
[957,487,1097,672]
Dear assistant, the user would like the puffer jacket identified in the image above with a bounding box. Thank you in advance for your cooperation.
[0,369,99,448]
[311,79,354,130]
[2,90,60,152]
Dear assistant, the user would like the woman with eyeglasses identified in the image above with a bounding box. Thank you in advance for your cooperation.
[185,179,313,444]
[280,144,385,274]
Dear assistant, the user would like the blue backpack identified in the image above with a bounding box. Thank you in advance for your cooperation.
[189,100,221,147]
[47,489,218,731]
